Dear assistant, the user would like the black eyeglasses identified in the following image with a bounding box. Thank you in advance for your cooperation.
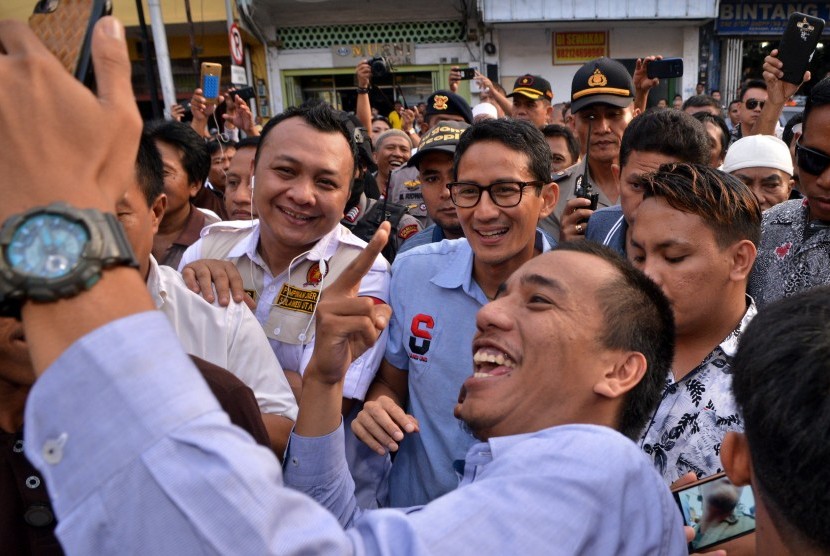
[796,141,830,175]
[447,180,544,208]
[744,98,765,110]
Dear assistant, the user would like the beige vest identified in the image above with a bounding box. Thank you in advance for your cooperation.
[198,227,361,346]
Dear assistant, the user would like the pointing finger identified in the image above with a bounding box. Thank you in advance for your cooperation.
[329,221,390,296]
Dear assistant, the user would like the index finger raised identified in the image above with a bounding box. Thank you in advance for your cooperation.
[329,221,390,296]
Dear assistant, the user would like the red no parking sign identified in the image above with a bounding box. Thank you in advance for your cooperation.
[229,23,244,66]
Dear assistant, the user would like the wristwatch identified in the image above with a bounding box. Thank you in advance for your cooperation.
[0,203,138,317]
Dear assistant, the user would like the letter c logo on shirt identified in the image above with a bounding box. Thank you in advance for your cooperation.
[409,314,434,356]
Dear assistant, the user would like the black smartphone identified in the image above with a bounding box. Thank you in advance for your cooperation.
[459,67,477,80]
[672,473,756,552]
[229,86,256,102]
[646,58,684,80]
[29,0,112,84]
[778,12,825,85]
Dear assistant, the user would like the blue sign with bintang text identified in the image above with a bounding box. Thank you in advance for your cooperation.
[717,1,830,35]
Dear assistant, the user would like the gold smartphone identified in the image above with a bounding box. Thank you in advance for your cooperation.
[201,62,222,105]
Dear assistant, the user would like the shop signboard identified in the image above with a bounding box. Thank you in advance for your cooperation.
[553,32,609,64]
[331,43,415,67]
[717,1,830,35]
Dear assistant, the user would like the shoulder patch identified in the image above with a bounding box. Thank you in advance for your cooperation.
[398,223,419,240]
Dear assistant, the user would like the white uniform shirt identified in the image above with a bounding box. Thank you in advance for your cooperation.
[180,222,390,400]
[148,256,298,420]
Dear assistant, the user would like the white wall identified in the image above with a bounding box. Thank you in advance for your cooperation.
[493,24,697,103]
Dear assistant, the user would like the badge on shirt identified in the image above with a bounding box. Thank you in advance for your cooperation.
[274,284,319,314]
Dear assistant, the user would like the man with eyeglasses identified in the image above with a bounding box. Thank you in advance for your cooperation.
[729,79,768,146]
[352,119,558,508]
[749,76,830,308]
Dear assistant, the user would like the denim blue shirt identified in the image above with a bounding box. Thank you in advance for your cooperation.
[384,231,553,507]
[25,312,687,554]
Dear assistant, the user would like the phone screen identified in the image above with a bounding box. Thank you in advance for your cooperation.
[673,474,756,552]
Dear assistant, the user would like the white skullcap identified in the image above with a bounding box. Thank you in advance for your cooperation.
[722,135,793,176]
[472,102,498,120]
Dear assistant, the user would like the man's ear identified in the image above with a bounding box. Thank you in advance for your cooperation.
[189,180,202,198]
[721,431,753,486]
[538,181,559,219]
[593,351,647,399]
[728,239,757,282]
[151,194,167,235]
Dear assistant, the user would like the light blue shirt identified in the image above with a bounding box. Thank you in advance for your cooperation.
[384,231,553,507]
[23,313,686,553]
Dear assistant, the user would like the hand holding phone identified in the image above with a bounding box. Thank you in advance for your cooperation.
[201,62,222,105]
[29,0,112,83]
[672,473,756,552]
[646,58,684,80]
[458,67,477,80]
[778,12,825,85]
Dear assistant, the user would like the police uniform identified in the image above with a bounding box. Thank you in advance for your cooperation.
[388,91,474,228]
[539,57,635,242]
[341,191,423,258]
[387,165,429,226]
[539,159,615,242]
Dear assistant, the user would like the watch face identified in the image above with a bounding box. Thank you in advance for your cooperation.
[7,214,89,278]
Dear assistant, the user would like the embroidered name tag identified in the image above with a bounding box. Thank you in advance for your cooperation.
[275,284,319,314]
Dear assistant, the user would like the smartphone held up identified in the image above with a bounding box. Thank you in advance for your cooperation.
[201,62,223,105]
[28,0,112,84]
[778,12,825,85]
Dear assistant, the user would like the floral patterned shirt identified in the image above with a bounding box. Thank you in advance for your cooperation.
[639,301,756,484]
[748,199,830,309]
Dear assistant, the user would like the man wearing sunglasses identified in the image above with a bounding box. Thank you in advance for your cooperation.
[729,79,768,146]
[352,119,558,508]
[749,76,830,308]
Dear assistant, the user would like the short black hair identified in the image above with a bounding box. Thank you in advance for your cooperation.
[255,100,357,175]
[739,79,767,102]
[145,120,210,186]
[681,94,722,113]
[235,136,260,151]
[556,240,674,440]
[454,118,551,183]
[802,76,830,137]
[136,131,165,207]
[619,109,710,168]
[637,163,761,248]
[692,112,731,162]
[731,287,830,552]
[541,124,579,163]
[206,138,236,156]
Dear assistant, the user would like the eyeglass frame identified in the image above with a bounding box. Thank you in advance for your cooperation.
[744,98,766,110]
[796,141,830,175]
[446,180,545,208]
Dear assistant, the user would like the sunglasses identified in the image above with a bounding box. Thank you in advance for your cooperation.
[796,142,830,175]
[744,98,765,110]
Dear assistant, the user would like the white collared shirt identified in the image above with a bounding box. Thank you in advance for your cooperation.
[180,222,391,400]
[148,255,298,420]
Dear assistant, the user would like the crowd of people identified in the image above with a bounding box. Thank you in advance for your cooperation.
[2,14,830,555]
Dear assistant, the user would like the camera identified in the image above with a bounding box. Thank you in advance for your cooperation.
[369,56,393,79]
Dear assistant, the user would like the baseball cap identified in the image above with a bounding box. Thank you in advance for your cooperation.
[406,120,470,168]
[424,90,474,124]
[722,135,794,176]
[507,74,554,101]
[570,57,634,113]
